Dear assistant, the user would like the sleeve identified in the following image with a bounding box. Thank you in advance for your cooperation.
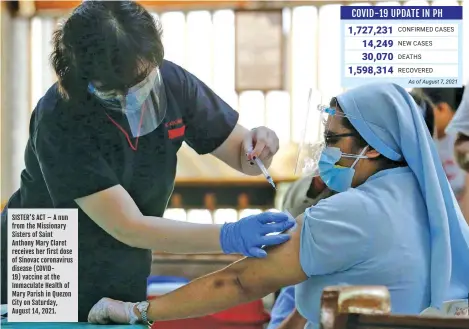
[182,70,239,155]
[34,120,120,206]
[266,286,296,329]
[299,192,371,277]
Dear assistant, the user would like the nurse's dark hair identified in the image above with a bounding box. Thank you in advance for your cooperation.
[330,97,408,170]
[50,0,164,100]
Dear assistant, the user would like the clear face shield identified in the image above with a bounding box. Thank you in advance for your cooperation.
[294,90,323,176]
[294,91,371,178]
[89,67,167,138]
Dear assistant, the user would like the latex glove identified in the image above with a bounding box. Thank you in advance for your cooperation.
[88,297,136,324]
[243,126,280,162]
[220,212,295,258]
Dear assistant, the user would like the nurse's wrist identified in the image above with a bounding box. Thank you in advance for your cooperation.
[133,301,152,324]
[219,222,234,254]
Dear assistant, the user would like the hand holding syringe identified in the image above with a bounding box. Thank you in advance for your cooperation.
[247,147,276,190]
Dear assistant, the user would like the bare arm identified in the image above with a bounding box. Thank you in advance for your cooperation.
[75,185,222,253]
[144,216,307,321]
[211,124,272,176]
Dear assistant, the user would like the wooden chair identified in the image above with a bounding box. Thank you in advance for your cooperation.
[319,285,469,329]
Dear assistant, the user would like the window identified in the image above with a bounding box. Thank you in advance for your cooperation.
[164,207,266,224]
[214,208,238,224]
[187,209,213,224]
[164,208,188,222]
[239,208,263,218]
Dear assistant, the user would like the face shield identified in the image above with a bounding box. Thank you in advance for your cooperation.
[295,92,381,177]
[294,90,323,176]
[88,67,167,138]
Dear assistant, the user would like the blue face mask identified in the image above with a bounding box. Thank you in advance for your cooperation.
[318,146,368,192]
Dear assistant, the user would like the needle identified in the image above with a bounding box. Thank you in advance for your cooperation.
[247,147,277,190]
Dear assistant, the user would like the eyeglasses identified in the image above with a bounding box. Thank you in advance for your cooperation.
[324,132,357,145]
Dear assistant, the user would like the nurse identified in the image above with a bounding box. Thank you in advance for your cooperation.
[88,82,469,328]
[0,0,295,321]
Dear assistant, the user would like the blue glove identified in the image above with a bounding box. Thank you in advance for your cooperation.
[220,212,296,258]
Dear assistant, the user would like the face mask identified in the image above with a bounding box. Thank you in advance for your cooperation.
[318,146,368,192]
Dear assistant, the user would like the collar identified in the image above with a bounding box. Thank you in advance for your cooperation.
[365,166,412,183]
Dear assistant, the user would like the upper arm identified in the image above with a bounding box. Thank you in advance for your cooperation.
[228,216,308,296]
[180,68,239,155]
[75,185,143,240]
[210,124,250,170]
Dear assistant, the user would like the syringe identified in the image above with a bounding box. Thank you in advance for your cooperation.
[248,147,276,190]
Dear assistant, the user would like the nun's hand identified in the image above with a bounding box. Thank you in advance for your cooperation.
[88,297,135,324]
[243,126,280,162]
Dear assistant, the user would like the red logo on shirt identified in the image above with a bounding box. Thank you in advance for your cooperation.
[166,118,185,140]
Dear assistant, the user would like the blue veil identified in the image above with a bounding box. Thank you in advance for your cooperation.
[336,82,469,308]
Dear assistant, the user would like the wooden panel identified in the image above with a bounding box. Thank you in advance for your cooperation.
[319,286,469,329]
[172,181,277,208]
[34,1,248,12]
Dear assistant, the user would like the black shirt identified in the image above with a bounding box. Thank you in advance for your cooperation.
[1,60,239,321]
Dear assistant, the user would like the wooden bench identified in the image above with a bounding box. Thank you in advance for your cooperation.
[320,285,469,329]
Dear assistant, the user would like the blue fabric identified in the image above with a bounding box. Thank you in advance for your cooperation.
[336,83,469,307]
[298,167,431,328]
[220,212,295,258]
[296,82,469,329]
[266,286,296,329]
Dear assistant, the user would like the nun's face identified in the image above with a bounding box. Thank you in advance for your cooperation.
[454,133,469,172]
[323,108,381,187]
[323,109,358,168]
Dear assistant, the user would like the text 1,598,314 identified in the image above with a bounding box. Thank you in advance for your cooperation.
[348,66,394,76]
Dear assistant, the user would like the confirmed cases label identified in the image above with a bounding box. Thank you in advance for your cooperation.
[341,5,463,88]
[7,208,78,322]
